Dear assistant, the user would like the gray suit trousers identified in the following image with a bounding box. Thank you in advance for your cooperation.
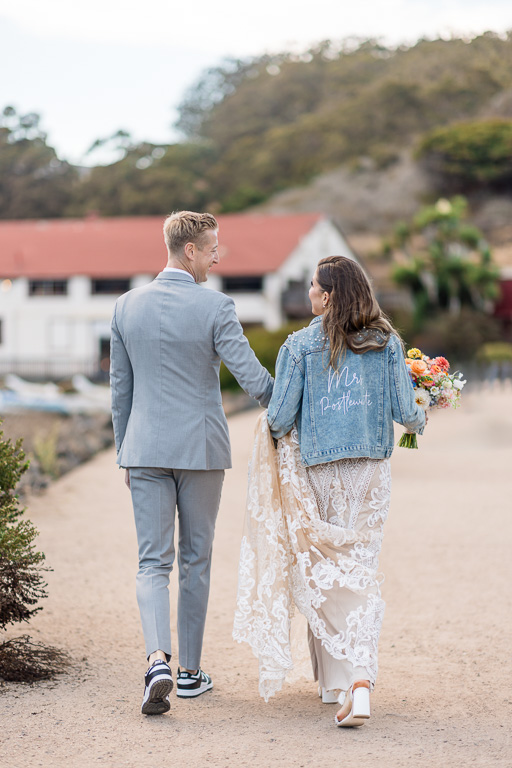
[129,467,224,669]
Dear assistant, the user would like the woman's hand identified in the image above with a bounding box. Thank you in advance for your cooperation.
[405,412,428,434]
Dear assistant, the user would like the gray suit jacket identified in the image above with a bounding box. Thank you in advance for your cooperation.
[110,270,273,470]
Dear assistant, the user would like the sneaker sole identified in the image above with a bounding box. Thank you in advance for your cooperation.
[176,681,213,699]
[141,678,173,715]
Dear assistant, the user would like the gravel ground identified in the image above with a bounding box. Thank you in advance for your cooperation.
[0,386,511,768]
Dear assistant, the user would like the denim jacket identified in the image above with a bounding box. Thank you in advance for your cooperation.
[267,317,425,465]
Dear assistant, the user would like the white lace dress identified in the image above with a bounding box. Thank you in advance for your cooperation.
[233,412,391,701]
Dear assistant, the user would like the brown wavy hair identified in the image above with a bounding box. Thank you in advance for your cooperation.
[316,255,401,369]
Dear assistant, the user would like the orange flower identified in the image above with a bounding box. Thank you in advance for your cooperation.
[410,359,428,376]
[430,364,442,374]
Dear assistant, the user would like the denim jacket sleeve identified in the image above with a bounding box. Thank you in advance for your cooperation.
[388,336,425,434]
[267,343,305,438]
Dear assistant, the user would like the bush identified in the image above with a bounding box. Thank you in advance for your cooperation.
[0,635,69,682]
[33,425,59,479]
[0,422,48,632]
[477,342,512,363]
[220,321,311,391]
[404,309,502,361]
[0,421,70,682]
[417,119,512,187]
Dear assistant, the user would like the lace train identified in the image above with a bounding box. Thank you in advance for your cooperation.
[233,413,391,701]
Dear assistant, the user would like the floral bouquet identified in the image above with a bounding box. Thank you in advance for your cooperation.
[399,347,466,449]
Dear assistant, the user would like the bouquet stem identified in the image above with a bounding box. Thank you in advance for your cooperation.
[398,432,418,449]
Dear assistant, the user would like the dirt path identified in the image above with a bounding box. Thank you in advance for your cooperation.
[1,387,511,767]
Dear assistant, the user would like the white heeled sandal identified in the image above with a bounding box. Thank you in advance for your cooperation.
[335,681,371,727]
[318,686,338,704]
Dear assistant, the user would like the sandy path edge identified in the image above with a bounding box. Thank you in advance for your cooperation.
[1,387,511,767]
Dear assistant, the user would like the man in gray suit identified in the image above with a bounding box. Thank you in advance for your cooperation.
[110,211,273,715]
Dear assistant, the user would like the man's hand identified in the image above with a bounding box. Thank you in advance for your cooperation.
[125,469,131,489]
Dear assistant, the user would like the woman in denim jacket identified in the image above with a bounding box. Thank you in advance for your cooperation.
[267,256,425,728]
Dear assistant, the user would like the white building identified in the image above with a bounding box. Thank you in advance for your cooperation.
[0,213,356,379]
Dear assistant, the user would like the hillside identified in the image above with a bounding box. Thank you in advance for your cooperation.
[176,33,512,211]
[256,150,431,233]
[256,149,512,253]
[2,33,512,222]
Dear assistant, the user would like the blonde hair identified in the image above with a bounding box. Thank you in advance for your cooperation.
[163,211,218,255]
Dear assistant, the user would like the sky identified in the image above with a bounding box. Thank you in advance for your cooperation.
[1,0,512,165]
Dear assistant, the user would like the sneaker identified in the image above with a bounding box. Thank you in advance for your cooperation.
[141,660,173,715]
[176,667,213,698]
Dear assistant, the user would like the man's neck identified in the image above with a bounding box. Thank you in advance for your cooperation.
[166,259,195,281]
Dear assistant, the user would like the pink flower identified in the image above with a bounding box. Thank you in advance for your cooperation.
[438,389,456,408]
[433,356,450,372]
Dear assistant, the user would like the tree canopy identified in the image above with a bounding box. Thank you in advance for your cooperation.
[0,107,76,219]
[2,33,512,218]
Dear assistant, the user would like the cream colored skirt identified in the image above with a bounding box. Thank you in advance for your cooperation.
[233,413,391,701]
[305,457,390,693]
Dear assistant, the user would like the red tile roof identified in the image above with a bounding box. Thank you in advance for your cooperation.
[0,213,325,279]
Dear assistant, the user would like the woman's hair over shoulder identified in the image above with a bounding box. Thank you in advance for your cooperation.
[316,255,403,369]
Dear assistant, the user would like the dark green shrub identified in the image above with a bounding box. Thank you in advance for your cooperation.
[0,423,48,632]
[0,422,71,681]
[407,308,502,361]
[417,119,512,186]
[220,320,311,391]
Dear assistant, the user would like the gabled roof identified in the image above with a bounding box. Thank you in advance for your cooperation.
[0,213,325,279]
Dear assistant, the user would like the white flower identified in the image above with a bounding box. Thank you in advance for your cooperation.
[442,379,453,389]
[436,198,452,214]
[453,379,466,390]
[431,386,440,395]
[414,388,431,410]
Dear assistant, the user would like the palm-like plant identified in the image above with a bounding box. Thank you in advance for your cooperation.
[390,196,500,328]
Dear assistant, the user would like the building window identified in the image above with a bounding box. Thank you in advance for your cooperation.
[29,279,68,296]
[282,278,311,318]
[91,278,131,295]
[222,276,263,293]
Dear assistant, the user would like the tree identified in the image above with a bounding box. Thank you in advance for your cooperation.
[389,196,501,329]
[0,106,77,219]
[68,140,216,216]
[173,34,512,209]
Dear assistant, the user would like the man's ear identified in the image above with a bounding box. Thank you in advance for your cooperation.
[183,242,195,260]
